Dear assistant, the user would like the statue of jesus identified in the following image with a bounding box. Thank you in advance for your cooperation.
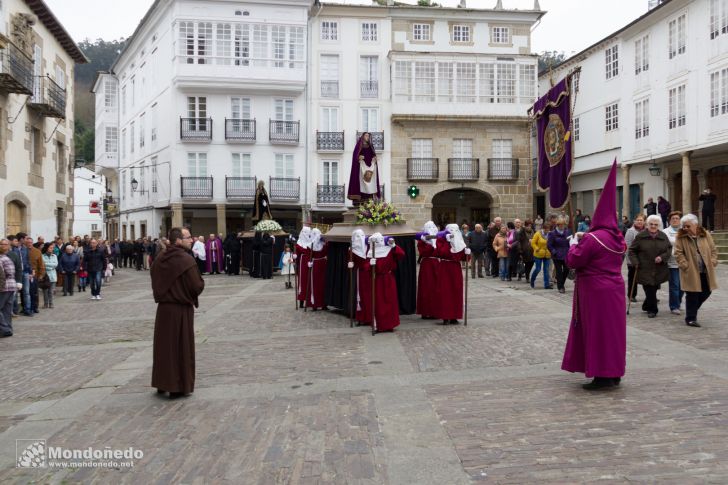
[347,132,381,203]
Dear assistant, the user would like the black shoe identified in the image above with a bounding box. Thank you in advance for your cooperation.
[558,288,565,294]
[449,319,460,325]
[630,297,638,303]
[517,275,522,281]
[1,331,12,337]
[23,312,32,317]
[582,377,615,390]
[647,312,656,318]
[168,392,190,399]
[156,389,166,395]
[686,320,701,327]
[530,280,535,288]
[612,377,621,386]
[545,285,554,289]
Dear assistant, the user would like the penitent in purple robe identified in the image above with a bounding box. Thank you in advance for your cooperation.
[562,159,627,379]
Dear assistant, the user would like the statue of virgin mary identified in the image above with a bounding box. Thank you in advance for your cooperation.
[347,132,381,203]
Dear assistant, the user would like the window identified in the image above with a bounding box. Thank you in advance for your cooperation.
[495,63,516,103]
[518,64,536,103]
[121,129,126,159]
[360,56,378,97]
[272,25,286,68]
[321,21,338,41]
[105,126,118,153]
[234,24,250,66]
[669,15,686,59]
[452,25,471,43]
[187,96,208,131]
[573,117,580,141]
[130,122,135,154]
[91,224,98,231]
[710,0,728,39]
[362,22,378,42]
[394,60,413,101]
[415,61,435,102]
[122,172,126,202]
[179,21,195,64]
[275,153,294,177]
[455,63,476,103]
[151,156,158,193]
[635,98,650,139]
[274,99,294,121]
[438,62,453,102]
[605,45,619,79]
[187,152,207,176]
[413,23,431,41]
[288,27,304,68]
[151,104,157,144]
[197,22,212,64]
[669,84,686,128]
[30,128,41,165]
[121,86,126,116]
[139,113,145,149]
[411,138,433,158]
[104,79,116,108]
[491,26,510,44]
[320,54,339,98]
[322,160,339,185]
[54,65,65,90]
[131,77,135,107]
[605,103,619,131]
[89,188,95,195]
[453,139,473,158]
[361,107,379,132]
[635,35,649,74]
[216,23,232,65]
[252,25,267,67]
[320,106,339,131]
[231,97,251,119]
[232,153,252,177]
[139,161,146,194]
[710,68,728,117]
[492,139,513,159]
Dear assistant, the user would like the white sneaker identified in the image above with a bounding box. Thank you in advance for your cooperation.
[670,309,681,315]
[96,295,102,300]
[90,296,96,300]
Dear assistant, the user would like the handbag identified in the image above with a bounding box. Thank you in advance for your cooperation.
[567,268,576,280]
[516,260,525,275]
[38,274,51,289]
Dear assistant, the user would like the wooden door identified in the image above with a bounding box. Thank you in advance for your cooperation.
[6,201,25,236]
[673,171,699,215]
[708,166,728,230]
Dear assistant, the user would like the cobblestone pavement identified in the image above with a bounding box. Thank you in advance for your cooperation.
[0,264,727,484]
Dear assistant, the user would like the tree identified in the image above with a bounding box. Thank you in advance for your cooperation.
[538,50,567,73]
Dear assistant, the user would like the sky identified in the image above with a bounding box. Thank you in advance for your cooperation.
[46,0,649,55]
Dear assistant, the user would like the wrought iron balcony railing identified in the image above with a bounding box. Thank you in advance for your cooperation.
[0,41,34,95]
[180,118,212,141]
[320,80,339,98]
[270,177,300,201]
[180,176,213,199]
[29,75,66,118]
[317,184,345,204]
[226,176,257,199]
[487,158,519,181]
[355,131,384,151]
[448,158,480,181]
[225,118,256,142]
[360,80,378,98]
[269,120,300,144]
[407,158,439,181]
[316,131,345,151]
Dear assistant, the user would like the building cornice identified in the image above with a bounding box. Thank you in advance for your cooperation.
[23,0,88,63]
[391,114,530,123]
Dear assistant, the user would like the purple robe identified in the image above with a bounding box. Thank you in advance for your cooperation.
[561,229,627,378]
[347,133,381,201]
[204,238,224,273]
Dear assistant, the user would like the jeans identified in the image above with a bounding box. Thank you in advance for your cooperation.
[685,273,712,323]
[523,260,534,281]
[642,285,659,314]
[0,291,14,334]
[471,252,485,277]
[668,268,684,311]
[89,271,103,296]
[63,273,75,295]
[79,277,87,290]
[553,259,568,290]
[488,250,499,277]
[42,287,53,307]
[531,258,551,287]
[498,257,509,279]
[22,273,31,314]
[29,277,38,312]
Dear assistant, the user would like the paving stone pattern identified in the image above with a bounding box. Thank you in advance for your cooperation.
[0,265,726,483]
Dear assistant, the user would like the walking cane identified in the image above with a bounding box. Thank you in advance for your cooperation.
[370,239,377,336]
[305,247,313,313]
[294,252,299,310]
[349,247,354,328]
[464,252,469,326]
[627,265,639,315]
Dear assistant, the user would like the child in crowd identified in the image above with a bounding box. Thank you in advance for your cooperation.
[78,264,88,292]
[279,244,295,289]
[104,262,114,284]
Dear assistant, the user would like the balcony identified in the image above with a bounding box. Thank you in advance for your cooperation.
[317,184,345,204]
[225,118,256,143]
[269,120,300,144]
[180,176,213,199]
[29,75,66,118]
[180,118,212,142]
[407,158,439,181]
[0,41,34,95]
[320,80,339,98]
[448,158,480,181]
[487,158,519,181]
[356,131,384,151]
[226,176,257,200]
[270,177,300,201]
[360,80,378,98]
[317,131,345,151]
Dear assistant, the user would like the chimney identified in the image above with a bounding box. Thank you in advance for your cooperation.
[648,0,662,9]
[458,0,467,8]
[533,0,541,10]
[494,0,503,10]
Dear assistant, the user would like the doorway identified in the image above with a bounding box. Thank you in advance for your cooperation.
[431,188,491,229]
[707,166,728,230]
[6,200,26,235]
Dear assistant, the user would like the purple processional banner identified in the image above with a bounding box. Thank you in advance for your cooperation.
[533,77,573,209]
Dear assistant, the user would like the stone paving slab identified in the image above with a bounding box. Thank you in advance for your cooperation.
[0,319,155,350]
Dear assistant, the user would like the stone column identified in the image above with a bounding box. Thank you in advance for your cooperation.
[592,189,602,209]
[681,152,692,214]
[171,203,183,228]
[621,164,630,218]
[216,204,227,235]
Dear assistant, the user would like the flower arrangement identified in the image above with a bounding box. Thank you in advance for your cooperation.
[254,219,283,233]
[356,198,404,226]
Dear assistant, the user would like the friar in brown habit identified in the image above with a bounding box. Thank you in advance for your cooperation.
[151,227,205,398]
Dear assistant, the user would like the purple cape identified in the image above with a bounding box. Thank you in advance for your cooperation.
[347,133,381,201]
[204,238,224,273]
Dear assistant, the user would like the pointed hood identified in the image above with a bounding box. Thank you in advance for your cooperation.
[586,159,627,254]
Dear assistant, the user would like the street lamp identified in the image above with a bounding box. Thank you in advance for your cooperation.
[131,177,148,194]
[648,160,661,177]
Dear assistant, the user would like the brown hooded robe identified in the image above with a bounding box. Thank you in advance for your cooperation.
[151,245,205,393]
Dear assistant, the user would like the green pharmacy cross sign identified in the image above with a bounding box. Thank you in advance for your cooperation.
[408,185,420,198]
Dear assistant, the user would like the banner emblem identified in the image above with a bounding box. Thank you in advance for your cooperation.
[544,114,566,167]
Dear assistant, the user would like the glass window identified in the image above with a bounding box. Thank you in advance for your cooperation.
[491,27,510,44]
[413,23,431,41]
[232,153,252,177]
[605,45,619,79]
[452,25,471,43]
[452,139,473,158]
[669,15,686,59]
[492,139,513,159]
[669,84,686,128]
[105,127,118,153]
[635,98,650,139]
[322,160,339,185]
[362,22,378,42]
[605,103,619,131]
[321,21,338,41]
[411,139,433,158]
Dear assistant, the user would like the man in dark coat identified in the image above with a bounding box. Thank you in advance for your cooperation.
[486,217,502,278]
[699,187,717,232]
[151,227,205,398]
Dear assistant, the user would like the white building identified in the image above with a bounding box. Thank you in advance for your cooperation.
[539,0,728,230]
[94,0,313,240]
[0,0,86,239]
[72,167,105,238]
